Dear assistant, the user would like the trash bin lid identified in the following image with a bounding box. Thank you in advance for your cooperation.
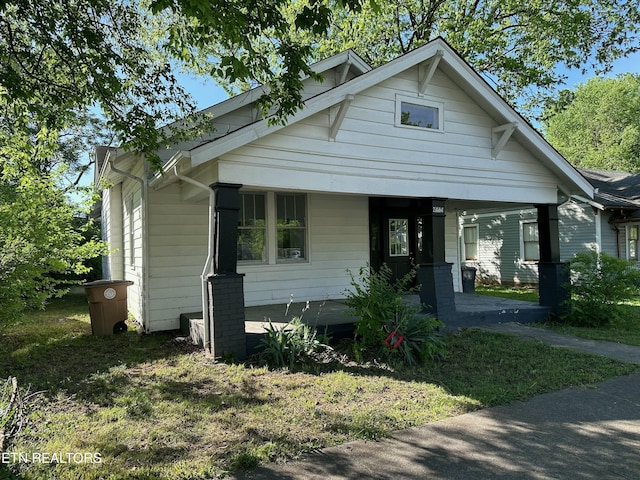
[83,279,134,287]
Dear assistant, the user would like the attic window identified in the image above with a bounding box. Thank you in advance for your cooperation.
[396,95,443,131]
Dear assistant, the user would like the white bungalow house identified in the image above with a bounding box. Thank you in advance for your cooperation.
[459,168,640,285]
[96,37,593,357]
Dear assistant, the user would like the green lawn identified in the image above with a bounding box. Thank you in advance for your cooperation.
[475,284,539,303]
[476,284,640,346]
[540,299,640,346]
[1,291,637,479]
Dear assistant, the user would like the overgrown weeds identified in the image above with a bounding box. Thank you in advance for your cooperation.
[344,264,445,366]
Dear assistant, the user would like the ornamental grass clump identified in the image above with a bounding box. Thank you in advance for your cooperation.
[258,300,332,370]
[345,264,445,366]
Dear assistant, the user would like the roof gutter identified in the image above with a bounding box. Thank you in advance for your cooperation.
[172,165,216,353]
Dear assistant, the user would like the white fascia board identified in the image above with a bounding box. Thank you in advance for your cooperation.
[148,151,192,190]
[571,195,604,211]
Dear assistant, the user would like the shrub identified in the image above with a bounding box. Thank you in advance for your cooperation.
[566,250,640,327]
[344,264,445,365]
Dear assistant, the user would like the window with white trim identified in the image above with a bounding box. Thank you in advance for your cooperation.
[237,193,266,263]
[238,192,308,264]
[462,225,479,261]
[629,225,638,260]
[276,194,307,261]
[395,95,444,131]
[522,221,540,262]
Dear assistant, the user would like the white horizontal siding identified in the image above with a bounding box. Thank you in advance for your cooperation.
[239,193,370,307]
[558,202,597,260]
[147,184,209,330]
[215,67,559,204]
[600,212,620,257]
[120,170,144,322]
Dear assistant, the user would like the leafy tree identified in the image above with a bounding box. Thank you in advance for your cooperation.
[542,74,640,171]
[0,98,105,321]
[252,0,638,113]
[1,0,370,318]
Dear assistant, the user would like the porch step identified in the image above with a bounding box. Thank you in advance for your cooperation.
[179,312,206,347]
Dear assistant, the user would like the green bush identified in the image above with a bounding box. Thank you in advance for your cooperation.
[566,250,640,327]
[344,264,445,365]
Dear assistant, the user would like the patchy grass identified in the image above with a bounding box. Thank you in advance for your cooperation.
[476,285,640,346]
[476,284,539,303]
[0,291,636,479]
[540,298,640,346]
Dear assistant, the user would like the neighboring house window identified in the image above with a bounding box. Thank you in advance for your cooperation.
[389,218,409,256]
[463,225,478,261]
[238,193,266,263]
[395,95,444,131]
[276,194,306,261]
[629,225,638,260]
[522,221,540,261]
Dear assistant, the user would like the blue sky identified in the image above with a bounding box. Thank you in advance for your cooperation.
[180,50,640,112]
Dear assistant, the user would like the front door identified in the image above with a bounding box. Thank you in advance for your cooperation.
[384,216,417,283]
[369,197,419,284]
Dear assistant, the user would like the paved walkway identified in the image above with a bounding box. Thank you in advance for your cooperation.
[232,323,640,480]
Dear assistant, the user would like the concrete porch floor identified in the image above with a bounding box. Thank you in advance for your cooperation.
[244,293,551,333]
[181,294,552,348]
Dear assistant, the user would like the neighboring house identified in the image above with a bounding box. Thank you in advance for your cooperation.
[96,37,593,356]
[460,168,640,285]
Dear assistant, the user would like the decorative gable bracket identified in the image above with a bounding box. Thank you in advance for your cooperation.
[329,94,355,141]
[492,122,518,158]
[418,49,444,95]
[337,60,353,85]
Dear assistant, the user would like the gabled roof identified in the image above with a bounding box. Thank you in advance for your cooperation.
[176,36,592,199]
[579,168,640,210]
[194,49,371,124]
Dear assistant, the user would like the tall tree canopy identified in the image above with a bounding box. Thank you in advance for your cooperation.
[542,74,640,172]
[194,0,638,114]
[0,0,368,317]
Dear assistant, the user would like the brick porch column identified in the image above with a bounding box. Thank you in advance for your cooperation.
[415,198,456,323]
[536,204,570,316]
[208,183,246,359]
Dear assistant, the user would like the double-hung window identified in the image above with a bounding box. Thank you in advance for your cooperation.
[462,225,478,261]
[522,221,540,262]
[277,194,306,261]
[237,193,267,263]
[238,192,307,264]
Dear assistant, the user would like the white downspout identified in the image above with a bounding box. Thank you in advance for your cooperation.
[172,166,216,353]
[110,160,150,332]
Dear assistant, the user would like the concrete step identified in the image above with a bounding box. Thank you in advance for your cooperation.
[179,312,205,347]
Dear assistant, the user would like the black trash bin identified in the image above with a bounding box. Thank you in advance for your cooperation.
[83,280,134,335]
[461,266,477,294]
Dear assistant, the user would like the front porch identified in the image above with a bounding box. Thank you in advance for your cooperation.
[180,294,552,352]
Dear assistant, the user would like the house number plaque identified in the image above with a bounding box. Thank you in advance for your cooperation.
[432,206,445,214]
